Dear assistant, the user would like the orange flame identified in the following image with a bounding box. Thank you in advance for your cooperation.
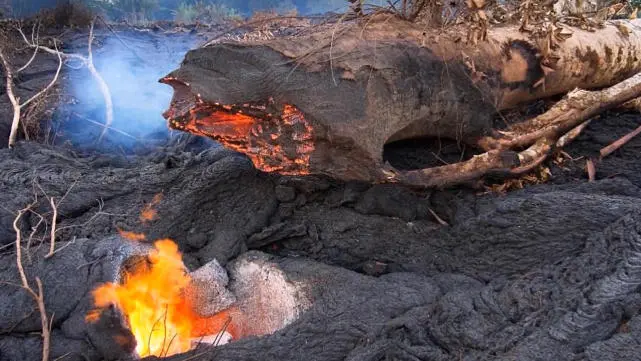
[88,239,232,357]
[140,193,163,223]
[117,228,146,242]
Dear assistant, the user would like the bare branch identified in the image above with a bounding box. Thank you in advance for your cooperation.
[0,48,22,148]
[45,197,58,259]
[14,204,52,361]
[26,213,45,258]
[18,23,40,73]
[21,40,63,109]
[556,120,592,148]
[34,277,50,361]
[586,158,597,181]
[1,29,62,147]
[10,21,114,146]
[13,209,30,289]
[600,124,641,158]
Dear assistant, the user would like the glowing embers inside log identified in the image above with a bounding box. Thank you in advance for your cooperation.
[86,240,233,358]
[169,102,315,175]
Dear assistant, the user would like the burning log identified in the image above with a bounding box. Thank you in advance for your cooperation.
[162,15,641,187]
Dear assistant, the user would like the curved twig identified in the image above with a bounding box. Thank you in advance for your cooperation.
[13,207,51,361]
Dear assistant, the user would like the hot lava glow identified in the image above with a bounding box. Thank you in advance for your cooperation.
[161,79,316,176]
[140,193,163,223]
[88,239,233,357]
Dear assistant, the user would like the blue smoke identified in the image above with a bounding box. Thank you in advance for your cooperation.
[60,31,198,151]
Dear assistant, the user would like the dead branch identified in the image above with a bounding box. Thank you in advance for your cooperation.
[0,31,63,148]
[15,18,114,145]
[582,123,641,181]
[13,207,51,361]
[586,158,596,181]
[0,49,21,149]
[18,23,40,73]
[86,20,114,142]
[556,120,591,148]
[45,197,57,259]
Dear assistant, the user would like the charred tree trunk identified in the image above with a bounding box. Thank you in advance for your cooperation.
[161,16,641,186]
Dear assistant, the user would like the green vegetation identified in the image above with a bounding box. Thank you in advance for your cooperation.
[8,0,393,22]
[172,1,241,24]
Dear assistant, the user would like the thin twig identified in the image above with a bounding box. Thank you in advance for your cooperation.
[45,197,58,259]
[0,48,22,148]
[13,207,51,361]
[600,124,641,158]
[556,120,591,148]
[13,209,30,289]
[34,277,50,361]
[18,23,40,73]
[84,19,114,143]
[586,158,596,181]
[72,112,140,140]
[427,207,449,226]
[21,40,63,109]
[26,213,44,259]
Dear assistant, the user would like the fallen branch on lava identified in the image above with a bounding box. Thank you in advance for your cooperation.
[0,30,62,148]
[10,19,114,145]
[585,122,641,182]
[161,15,641,188]
[10,205,51,361]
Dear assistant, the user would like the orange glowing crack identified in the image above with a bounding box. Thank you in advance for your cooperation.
[88,239,235,357]
[189,109,256,137]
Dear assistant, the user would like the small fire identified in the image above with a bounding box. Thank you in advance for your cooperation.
[117,228,147,242]
[140,193,163,223]
[88,239,232,357]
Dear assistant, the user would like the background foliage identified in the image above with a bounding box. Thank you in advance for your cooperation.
[8,0,390,21]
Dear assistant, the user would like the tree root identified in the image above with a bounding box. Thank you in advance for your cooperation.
[396,72,641,188]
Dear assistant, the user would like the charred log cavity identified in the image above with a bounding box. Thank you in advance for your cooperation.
[383,137,478,170]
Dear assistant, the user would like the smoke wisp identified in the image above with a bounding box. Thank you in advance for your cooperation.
[60,30,198,151]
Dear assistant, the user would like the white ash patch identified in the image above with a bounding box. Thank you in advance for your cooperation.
[185,258,237,317]
[229,252,312,336]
